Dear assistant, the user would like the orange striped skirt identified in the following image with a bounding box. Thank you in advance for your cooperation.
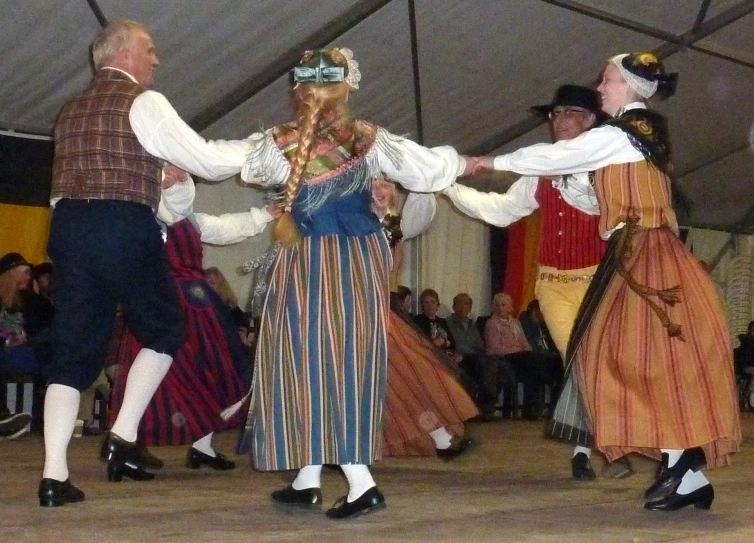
[574,227,740,468]
[382,310,479,457]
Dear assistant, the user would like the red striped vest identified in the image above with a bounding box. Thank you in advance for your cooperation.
[534,178,606,270]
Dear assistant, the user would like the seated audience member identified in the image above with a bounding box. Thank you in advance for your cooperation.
[519,299,564,411]
[484,292,553,420]
[413,289,456,353]
[734,320,754,408]
[446,293,500,416]
[205,267,252,349]
[0,253,36,438]
[395,285,413,316]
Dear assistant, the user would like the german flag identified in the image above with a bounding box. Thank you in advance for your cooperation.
[0,131,53,264]
[490,211,541,316]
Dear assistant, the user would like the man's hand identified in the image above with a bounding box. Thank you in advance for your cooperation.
[162,163,189,189]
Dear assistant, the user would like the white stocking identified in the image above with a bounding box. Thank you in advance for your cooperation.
[110,348,172,442]
[340,464,376,502]
[292,464,322,490]
[42,385,80,481]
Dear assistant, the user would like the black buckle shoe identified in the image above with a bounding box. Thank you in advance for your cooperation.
[325,486,386,519]
[644,484,714,511]
[436,436,473,460]
[644,447,705,501]
[100,432,164,470]
[38,478,85,507]
[107,460,156,482]
[271,485,323,508]
[571,452,596,481]
[186,447,236,470]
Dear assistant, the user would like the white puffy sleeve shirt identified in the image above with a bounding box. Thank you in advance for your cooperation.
[239,127,466,193]
[158,178,273,245]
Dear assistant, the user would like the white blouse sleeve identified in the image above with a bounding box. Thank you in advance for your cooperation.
[400,193,437,241]
[194,207,274,246]
[157,179,196,225]
[492,125,645,176]
[130,91,256,181]
[443,177,539,228]
[239,130,290,187]
[375,129,465,193]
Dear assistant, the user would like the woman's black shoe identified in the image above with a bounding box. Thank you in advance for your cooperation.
[100,432,164,469]
[436,436,472,460]
[571,452,596,480]
[271,485,322,508]
[644,447,705,500]
[107,460,156,482]
[186,447,236,470]
[38,478,85,507]
[644,484,714,511]
[325,486,386,519]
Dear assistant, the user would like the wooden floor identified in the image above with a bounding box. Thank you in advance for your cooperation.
[2,414,753,543]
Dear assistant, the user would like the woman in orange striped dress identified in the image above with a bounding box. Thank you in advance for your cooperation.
[466,52,740,511]
[372,175,477,458]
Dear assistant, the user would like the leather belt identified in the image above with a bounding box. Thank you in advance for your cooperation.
[538,272,593,283]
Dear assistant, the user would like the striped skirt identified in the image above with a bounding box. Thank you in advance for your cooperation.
[111,279,252,446]
[551,227,740,468]
[382,305,479,457]
[251,232,392,471]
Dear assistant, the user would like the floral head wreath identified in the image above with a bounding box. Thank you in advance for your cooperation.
[292,48,361,90]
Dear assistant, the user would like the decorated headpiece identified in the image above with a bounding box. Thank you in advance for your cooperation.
[292,48,361,90]
[609,52,678,99]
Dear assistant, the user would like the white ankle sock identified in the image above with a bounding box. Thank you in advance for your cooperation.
[429,427,453,449]
[110,348,172,442]
[292,464,322,490]
[676,469,709,495]
[661,448,683,468]
[341,464,376,502]
[573,446,591,458]
[42,385,81,481]
[192,433,215,457]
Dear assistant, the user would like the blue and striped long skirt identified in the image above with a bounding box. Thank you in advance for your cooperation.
[252,232,392,471]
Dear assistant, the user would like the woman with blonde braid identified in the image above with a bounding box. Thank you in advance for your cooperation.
[238,49,465,519]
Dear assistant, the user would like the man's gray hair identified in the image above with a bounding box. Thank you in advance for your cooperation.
[91,20,147,69]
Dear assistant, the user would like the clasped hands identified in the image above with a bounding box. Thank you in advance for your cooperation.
[460,155,493,177]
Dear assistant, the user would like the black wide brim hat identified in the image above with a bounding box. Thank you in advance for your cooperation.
[531,85,610,125]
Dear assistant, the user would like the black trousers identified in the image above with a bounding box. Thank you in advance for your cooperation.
[46,199,184,391]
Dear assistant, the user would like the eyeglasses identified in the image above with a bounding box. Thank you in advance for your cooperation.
[549,107,590,119]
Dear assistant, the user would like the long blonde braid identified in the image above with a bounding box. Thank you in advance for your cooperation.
[274,81,351,247]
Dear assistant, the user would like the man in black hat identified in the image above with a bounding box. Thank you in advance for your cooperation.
[445,84,632,480]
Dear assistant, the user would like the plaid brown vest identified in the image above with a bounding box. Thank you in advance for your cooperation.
[52,69,162,209]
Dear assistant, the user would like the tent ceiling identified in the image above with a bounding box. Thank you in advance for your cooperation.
[2,0,753,231]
